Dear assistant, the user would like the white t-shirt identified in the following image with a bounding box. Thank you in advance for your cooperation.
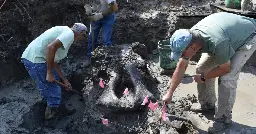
[21,26,74,63]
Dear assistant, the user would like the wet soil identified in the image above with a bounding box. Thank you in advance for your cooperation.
[1,0,256,133]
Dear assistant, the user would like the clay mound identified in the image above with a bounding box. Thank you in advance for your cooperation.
[90,44,157,112]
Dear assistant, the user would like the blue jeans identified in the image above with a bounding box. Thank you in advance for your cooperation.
[88,13,115,58]
[22,59,61,107]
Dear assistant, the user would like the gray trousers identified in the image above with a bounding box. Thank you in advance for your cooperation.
[196,34,256,123]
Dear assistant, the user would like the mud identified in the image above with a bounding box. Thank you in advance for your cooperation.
[1,0,256,133]
[0,0,217,87]
[0,44,200,134]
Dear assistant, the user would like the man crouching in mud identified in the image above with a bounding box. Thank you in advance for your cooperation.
[161,12,256,133]
[21,23,87,120]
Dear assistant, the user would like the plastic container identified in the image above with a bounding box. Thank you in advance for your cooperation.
[225,0,241,9]
[158,39,177,70]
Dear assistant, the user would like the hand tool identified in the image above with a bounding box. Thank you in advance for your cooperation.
[54,80,84,101]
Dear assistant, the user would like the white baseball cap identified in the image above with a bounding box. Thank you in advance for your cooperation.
[73,23,88,34]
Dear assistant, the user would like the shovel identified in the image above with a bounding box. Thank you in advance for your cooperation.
[54,80,84,101]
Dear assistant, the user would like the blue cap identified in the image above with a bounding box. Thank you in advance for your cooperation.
[170,29,192,61]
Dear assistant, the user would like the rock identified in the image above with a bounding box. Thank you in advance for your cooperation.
[131,42,148,59]
[241,0,256,12]
[94,45,155,112]
[170,120,185,129]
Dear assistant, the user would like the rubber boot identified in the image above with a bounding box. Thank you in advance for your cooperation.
[208,120,232,133]
[44,104,76,120]
[57,104,76,117]
[45,106,58,120]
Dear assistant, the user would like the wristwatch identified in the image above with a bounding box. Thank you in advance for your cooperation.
[200,73,206,82]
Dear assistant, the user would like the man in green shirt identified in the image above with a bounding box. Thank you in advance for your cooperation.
[21,23,87,120]
[161,12,256,133]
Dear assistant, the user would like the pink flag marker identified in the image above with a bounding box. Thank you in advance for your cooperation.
[162,103,167,121]
[101,118,108,125]
[141,95,149,105]
[123,88,129,95]
[99,78,104,88]
[148,101,155,111]
[154,102,159,109]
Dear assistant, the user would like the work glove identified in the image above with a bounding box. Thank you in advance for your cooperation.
[84,4,92,15]
[88,13,103,22]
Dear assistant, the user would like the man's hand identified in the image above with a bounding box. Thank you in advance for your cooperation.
[194,74,204,83]
[46,73,55,82]
[63,79,72,91]
[162,91,173,104]
[89,13,103,22]
[84,4,92,15]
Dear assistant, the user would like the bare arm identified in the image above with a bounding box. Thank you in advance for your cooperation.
[46,39,63,75]
[205,60,230,79]
[54,63,66,81]
[167,58,189,95]
[102,1,118,16]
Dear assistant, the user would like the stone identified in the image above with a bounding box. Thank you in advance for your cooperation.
[93,45,156,112]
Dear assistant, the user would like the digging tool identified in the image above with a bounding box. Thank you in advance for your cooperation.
[90,22,95,79]
[54,80,84,101]
[85,1,95,80]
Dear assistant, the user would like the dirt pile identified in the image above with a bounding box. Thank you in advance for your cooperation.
[58,44,200,134]
[0,43,200,134]
[1,0,241,133]
[0,0,218,87]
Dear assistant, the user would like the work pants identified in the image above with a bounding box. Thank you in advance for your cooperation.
[196,34,256,123]
[87,13,115,58]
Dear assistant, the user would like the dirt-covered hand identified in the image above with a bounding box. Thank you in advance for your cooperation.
[84,4,92,15]
[194,74,203,83]
[63,79,72,91]
[88,13,103,22]
[162,92,173,104]
[46,73,55,82]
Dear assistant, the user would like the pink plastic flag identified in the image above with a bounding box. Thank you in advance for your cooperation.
[123,88,129,95]
[148,101,155,111]
[141,95,149,105]
[99,78,104,88]
[154,102,159,109]
[101,118,108,125]
[162,103,167,121]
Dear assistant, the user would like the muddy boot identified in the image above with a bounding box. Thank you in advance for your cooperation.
[190,103,215,113]
[57,104,76,117]
[208,121,232,133]
[45,105,76,120]
[45,106,58,120]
